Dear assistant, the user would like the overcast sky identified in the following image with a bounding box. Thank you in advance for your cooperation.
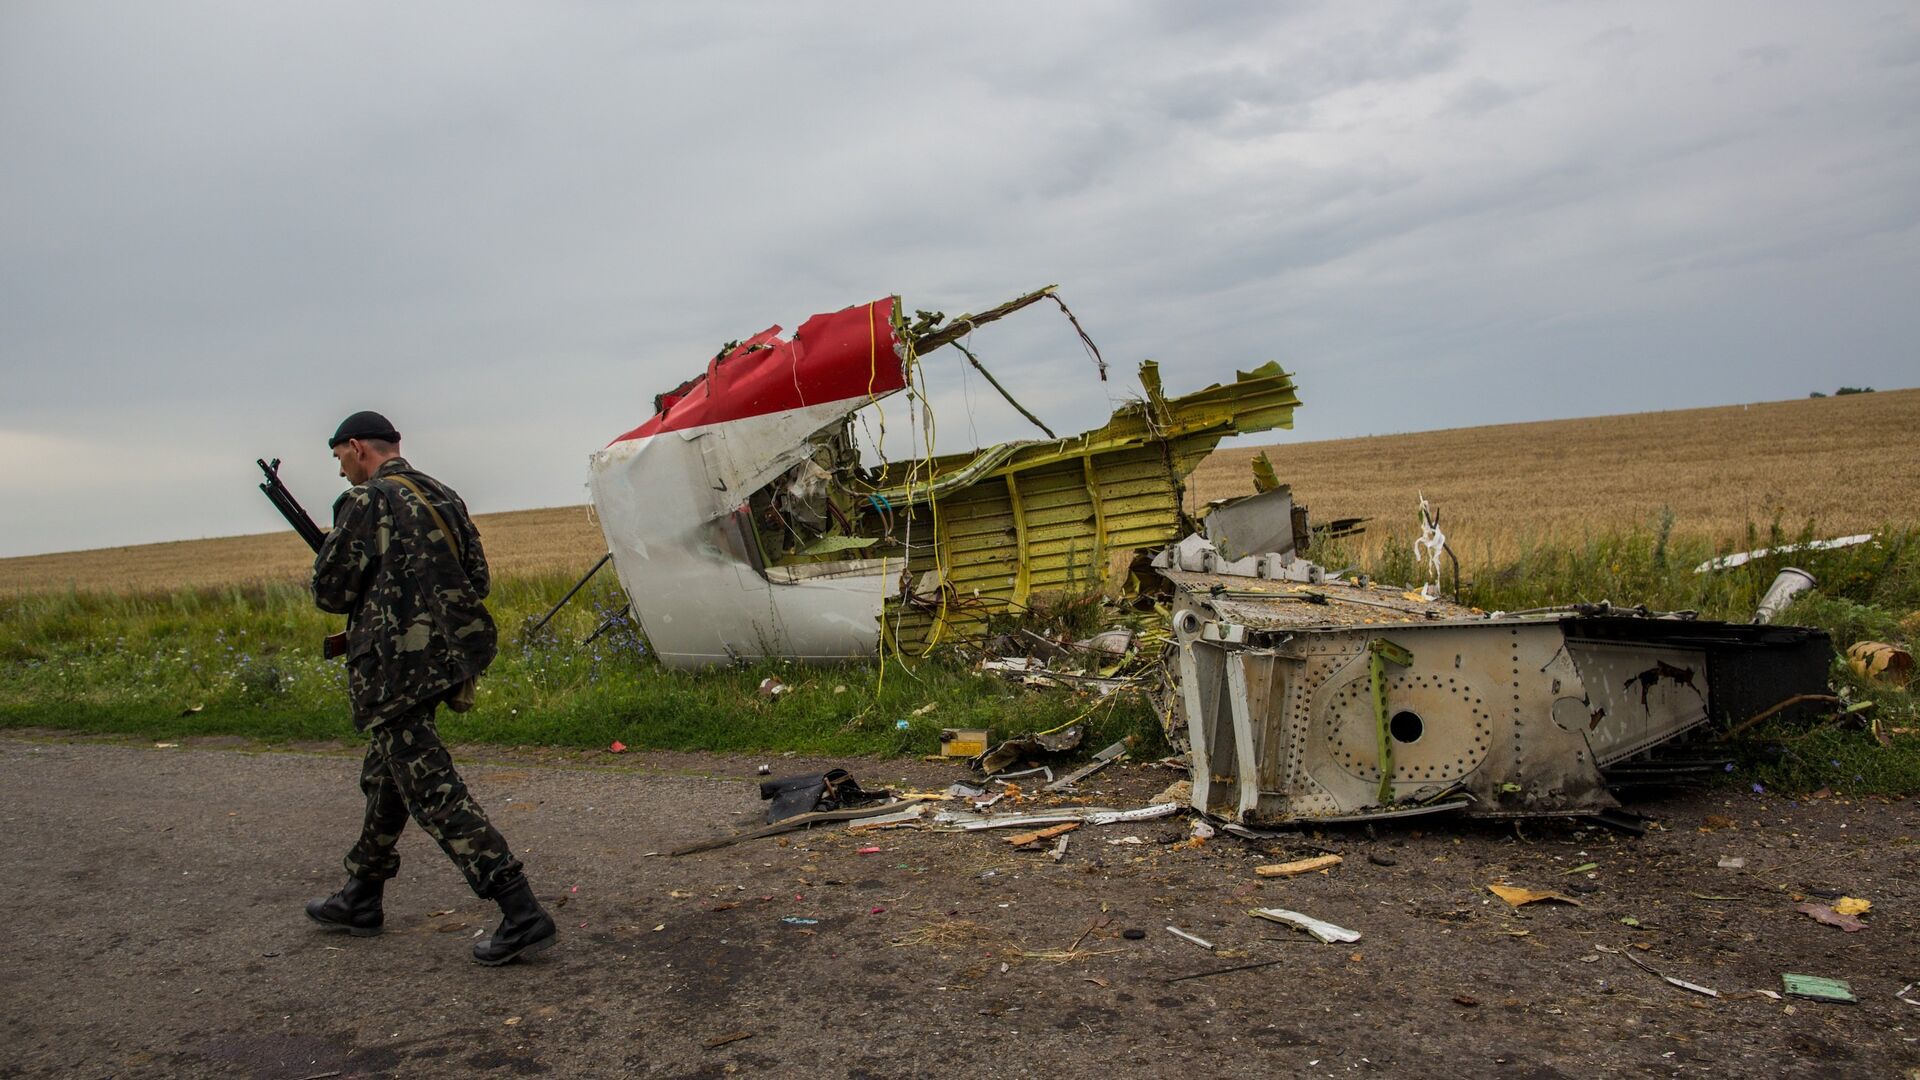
[2,2,1916,557]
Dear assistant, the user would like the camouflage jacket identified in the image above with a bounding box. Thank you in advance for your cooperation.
[312,457,497,729]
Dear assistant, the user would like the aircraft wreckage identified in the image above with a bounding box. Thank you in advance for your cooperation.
[588,288,1831,825]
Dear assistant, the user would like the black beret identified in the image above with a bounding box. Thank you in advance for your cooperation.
[329,410,402,448]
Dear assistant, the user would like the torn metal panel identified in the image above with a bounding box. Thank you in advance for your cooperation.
[1202,486,1298,561]
[590,287,1301,667]
[1161,556,1832,824]
[879,360,1302,651]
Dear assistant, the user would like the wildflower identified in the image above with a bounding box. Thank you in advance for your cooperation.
[1750,782,1765,794]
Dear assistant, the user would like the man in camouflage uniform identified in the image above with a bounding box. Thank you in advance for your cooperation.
[303,410,557,966]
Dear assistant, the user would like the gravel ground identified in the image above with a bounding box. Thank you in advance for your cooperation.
[2,732,1917,1079]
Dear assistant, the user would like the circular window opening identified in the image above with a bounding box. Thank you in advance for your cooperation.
[1390,710,1424,744]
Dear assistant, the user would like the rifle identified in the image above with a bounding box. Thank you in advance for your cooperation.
[257,458,326,553]
[257,458,348,658]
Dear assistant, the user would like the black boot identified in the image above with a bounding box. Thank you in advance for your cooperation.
[472,877,557,966]
[305,875,385,937]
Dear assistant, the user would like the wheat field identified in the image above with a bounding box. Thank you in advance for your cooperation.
[1193,387,1920,560]
[4,389,1916,595]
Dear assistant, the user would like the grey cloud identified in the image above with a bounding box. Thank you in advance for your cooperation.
[1,1,1916,556]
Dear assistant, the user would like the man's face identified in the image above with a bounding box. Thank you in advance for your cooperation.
[333,440,372,485]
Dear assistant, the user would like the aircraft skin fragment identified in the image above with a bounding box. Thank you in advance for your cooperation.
[1163,570,1832,823]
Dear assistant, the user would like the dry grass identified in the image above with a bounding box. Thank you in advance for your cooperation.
[5,389,1916,595]
[1190,387,1920,560]
[0,504,607,596]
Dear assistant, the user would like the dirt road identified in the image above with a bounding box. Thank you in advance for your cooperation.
[3,734,1916,1078]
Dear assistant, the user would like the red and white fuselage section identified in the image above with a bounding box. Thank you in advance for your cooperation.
[588,299,908,668]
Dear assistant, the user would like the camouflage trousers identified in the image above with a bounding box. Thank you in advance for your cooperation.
[342,698,523,899]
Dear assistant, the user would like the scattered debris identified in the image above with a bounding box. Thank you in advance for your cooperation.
[1897,983,1920,1008]
[1367,852,1398,867]
[1488,884,1584,908]
[760,769,885,824]
[1716,856,1746,869]
[780,917,819,927]
[608,740,627,754]
[1833,896,1872,916]
[845,804,930,832]
[1165,958,1287,984]
[1751,568,1818,624]
[1122,928,1146,940]
[974,725,1085,777]
[1847,641,1913,684]
[1007,822,1079,848]
[1255,854,1343,879]
[1693,534,1873,573]
[1561,862,1598,875]
[1044,738,1132,792]
[1165,926,1216,951]
[1250,907,1361,944]
[1782,974,1857,1004]
[934,802,1182,832]
[1622,950,1721,998]
[703,1032,754,1050]
[674,801,915,855]
[1108,836,1145,846]
[1796,903,1868,932]
[1048,834,1071,863]
[757,677,787,699]
[939,727,990,758]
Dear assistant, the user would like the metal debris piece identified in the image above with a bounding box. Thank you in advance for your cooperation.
[1848,641,1913,684]
[940,727,991,758]
[845,804,930,832]
[1165,926,1216,950]
[1782,974,1856,1003]
[1165,542,1831,823]
[760,768,883,824]
[1752,568,1816,624]
[974,725,1085,777]
[1044,739,1131,792]
[672,801,912,855]
[1249,907,1361,944]
[1694,534,1873,573]
[1622,951,1720,998]
[932,802,1182,832]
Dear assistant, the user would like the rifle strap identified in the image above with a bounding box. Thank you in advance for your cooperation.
[382,474,463,564]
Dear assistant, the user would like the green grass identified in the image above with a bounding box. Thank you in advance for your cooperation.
[0,574,1157,756]
[3,520,1915,796]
